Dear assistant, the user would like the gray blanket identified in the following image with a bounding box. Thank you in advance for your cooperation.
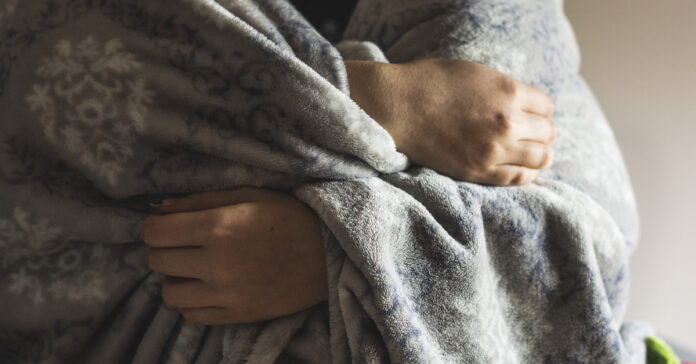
[0,0,653,362]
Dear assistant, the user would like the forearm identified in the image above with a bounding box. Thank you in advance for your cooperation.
[344,60,402,138]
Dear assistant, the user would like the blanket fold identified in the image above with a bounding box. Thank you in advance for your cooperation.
[0,0,651,363]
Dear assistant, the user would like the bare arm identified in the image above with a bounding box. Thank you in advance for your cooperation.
[345,58,556,185]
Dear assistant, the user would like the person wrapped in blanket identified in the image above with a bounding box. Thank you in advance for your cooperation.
[141,3,683,362]
[0,0,681,362]
[142,6,559,326]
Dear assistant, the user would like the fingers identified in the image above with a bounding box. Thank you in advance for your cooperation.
[161,276,258,324]
[483,166,540,186]
[142,209,216,248]
[516,81,554,117]
[142,204,254,248]
[512,111,557,144]
[501,142,554,170]
[148,247,208,278]
[160,277,251,324]
[159,187,263,214]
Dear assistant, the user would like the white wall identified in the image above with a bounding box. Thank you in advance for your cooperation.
[565,0,696,347]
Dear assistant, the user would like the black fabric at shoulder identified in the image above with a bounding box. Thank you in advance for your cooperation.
[290,0,358,42]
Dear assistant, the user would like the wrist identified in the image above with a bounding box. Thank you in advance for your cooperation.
[344,60,405,144]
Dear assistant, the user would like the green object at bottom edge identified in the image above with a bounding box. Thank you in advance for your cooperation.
[646,336,681,364]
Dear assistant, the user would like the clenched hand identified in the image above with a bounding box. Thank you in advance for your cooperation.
[141,188,328,325]
[345,59,556,185]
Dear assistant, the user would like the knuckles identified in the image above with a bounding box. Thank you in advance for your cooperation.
[510,172,525,186]
[491,111,513,137]
[207,209,234,239]
[457,142,501,181]
[497,75,518,96]
[208,203,257,239]
[478,141,502,168]
[509,169,539,186]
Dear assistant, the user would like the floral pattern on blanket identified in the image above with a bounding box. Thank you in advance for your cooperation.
[0,0,653,363]
[0,0,17,23]
[25,36,153,186]
[0,207,107,305]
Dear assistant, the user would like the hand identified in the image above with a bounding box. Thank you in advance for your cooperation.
[345,59,556,185]
[141,187,328,325]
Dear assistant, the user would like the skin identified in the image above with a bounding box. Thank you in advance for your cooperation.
[345,59,556,185]
[142,59,557,325]
[143,188,327,324]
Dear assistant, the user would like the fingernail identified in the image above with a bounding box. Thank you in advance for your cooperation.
[161,198,177,206]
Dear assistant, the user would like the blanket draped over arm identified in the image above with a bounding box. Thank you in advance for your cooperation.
[0,0,652,363]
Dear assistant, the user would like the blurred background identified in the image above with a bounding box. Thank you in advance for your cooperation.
[566,0,696,347]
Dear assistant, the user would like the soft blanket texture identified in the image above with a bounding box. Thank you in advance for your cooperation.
[0,0,653,362]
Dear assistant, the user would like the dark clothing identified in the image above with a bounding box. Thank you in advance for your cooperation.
[291,0,358,42]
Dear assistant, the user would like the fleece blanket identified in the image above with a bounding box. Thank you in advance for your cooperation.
[0,0,653,362]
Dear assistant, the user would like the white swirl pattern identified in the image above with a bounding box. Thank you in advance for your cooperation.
[0,0,18,23]
[26,36,153,186]
[0,207,107,305]
[0,1,652,362]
